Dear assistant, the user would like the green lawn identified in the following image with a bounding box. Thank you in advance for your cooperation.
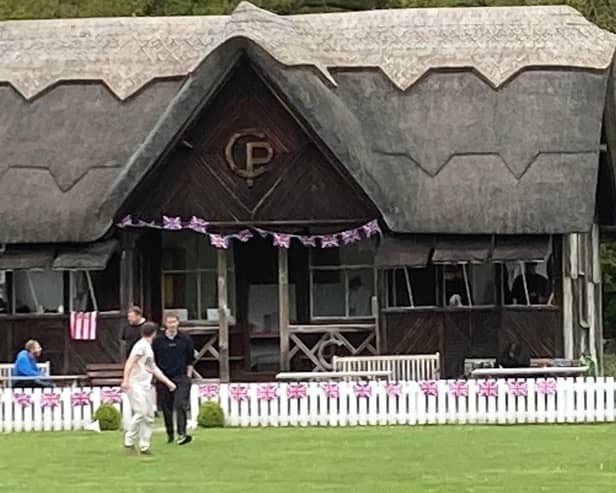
[1,425,616,492]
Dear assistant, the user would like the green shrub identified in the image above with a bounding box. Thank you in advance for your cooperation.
[197,400,225,428]
[93,403,122,431]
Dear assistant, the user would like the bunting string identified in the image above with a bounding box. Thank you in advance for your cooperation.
[117,215,381,249]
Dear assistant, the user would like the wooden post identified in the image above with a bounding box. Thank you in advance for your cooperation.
[376,269,386,353]
[217,249,230,383]
[278,247,290,371]
[119,233,135,311]
[562,235,574,359]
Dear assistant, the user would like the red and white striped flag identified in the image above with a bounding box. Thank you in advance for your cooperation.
[70,311,98,340]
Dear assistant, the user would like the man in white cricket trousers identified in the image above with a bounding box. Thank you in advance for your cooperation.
[121,322,176,455]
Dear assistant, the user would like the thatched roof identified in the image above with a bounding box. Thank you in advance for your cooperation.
[1,3,613,99]
[0,3,614,243]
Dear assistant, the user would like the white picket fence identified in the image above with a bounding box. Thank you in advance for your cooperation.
[2,378,616,432]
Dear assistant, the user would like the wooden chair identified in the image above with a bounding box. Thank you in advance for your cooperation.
[86,363,124,386]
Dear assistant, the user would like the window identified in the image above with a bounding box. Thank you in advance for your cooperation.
[502,262,552,305]
[441,263,496,307]
[69,254,121,312]
[161,231,235,321]
[310,242,375,318]
[13,270,64,314]
[0,271,8,314]
[386,266,437,308]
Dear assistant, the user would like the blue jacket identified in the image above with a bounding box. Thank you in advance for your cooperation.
[13,350,42,377]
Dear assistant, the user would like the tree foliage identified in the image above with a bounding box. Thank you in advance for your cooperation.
[1,0,616,32]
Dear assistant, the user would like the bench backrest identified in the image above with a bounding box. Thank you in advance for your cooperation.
[0,361,50,379]
[332,354,440,381]
[86,363,124,386]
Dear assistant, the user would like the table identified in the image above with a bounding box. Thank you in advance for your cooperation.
[1,374,87,387]
[276,370,391,381]
[471,366,589,378]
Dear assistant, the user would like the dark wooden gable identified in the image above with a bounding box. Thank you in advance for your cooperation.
[123,61,377,226]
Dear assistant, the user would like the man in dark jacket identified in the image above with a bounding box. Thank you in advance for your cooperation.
[152,312,194,445]
[120,306,147,360]
[496,342,530,369]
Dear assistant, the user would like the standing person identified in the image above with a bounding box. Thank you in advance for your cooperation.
[12,340,51,387]
[152,313,195,445]
[120,306,147,360]
[121,322,175,455]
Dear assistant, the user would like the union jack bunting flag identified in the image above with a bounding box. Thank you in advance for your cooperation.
[70,311,98,340]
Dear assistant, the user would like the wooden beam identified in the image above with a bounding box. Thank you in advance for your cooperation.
[119,232,136,312]
[278,247,290,371]
[217,249,230,383]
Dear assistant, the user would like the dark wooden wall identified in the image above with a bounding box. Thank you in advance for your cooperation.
[122,60,377,225]
[0,313,124,374]
[382,307,563,378]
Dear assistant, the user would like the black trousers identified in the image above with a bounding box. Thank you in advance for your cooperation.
[157,375,190,437]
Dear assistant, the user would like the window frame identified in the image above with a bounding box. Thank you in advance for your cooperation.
[9,269,65,316]
[309,252,377,320]
[384,265,440,309]
[438,262,498,309]
[160,239,236,323]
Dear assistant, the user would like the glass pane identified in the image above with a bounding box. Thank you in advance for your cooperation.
[348,269,374,317]
[311,248,340,267]
[198,235,218,269]
[470,264,496,305]
[200,273,218,321]
[312,270,345,317]
[162,273,199,320]
[90,254,120,311]
[0,271,8,314]
[340,241,376,266]
[444,265,469,306]
[162,231,198,270]
[388,267,436,307]
[71,272,90,311]
[311,241,376,267]
[14,271,63,314]
[227,269,236,316]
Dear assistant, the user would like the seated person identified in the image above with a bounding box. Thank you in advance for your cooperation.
[349,276,373,316]
[511,263,549,305]
[13,339,51,387]
[444,265,469,306]
[496,342,530,369]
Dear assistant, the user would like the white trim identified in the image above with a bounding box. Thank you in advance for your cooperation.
[85,271,98,312]
[569,234,578,279]
[562,277,573,359]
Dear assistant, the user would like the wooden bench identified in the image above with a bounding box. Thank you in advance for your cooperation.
[86,363,124,386]
[276,370,392,381]
[332,353,440,381]
[0,361,50,378]
[0,362,51,387]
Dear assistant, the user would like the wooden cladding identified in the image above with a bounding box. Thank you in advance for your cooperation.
[382,307,562,378]
[124,61,377,225]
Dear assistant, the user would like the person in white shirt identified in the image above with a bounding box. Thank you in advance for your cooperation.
[121,322,176,455]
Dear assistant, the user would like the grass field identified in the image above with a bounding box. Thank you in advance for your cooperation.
[1,425,616,492]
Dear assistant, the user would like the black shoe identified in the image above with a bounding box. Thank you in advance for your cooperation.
[177,435,192,446]
[167,434,174,444]
[140,449,153,456]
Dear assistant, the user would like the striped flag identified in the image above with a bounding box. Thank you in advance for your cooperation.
[70,311,98,340]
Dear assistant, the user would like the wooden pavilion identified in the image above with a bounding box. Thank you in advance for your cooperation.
[1,3,615,380]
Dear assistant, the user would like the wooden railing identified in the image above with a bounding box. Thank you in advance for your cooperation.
[287,324,377,371]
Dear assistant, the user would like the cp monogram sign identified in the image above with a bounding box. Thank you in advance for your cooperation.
[224,129,274,187]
